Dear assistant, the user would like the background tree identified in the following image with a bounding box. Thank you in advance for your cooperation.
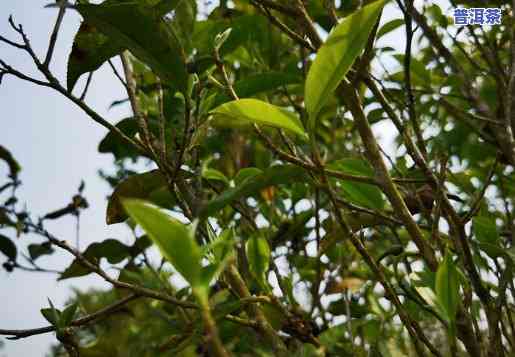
[1,0,514,356]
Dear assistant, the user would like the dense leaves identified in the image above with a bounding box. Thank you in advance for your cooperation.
[1,0,515,356]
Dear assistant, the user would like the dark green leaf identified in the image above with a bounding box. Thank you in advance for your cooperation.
[77,0,188,92]
[98,117,140,160]
[28,242,54,260]
[59,239,131,280]
[233,167,262,186]
[0,145,21,178]
[67,21,124,91]
[106,170,168,224]
[0,234,16,261]
[41,299,61,328]
[67,0,185,91]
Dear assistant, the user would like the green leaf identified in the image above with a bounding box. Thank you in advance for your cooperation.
[328,158,385,209]
[67,0,183,91]
[199,229,235,288]
[210,99,307,138]
[376,18,404,39]
[202,168,229,184]
[41,299,61,328]
[0,145,21,178]
[67,21,124,91]
[98,118,140,160]
[28,242,54,260]
[214,28,233,51]
[122,199,202,286]
[40,307,60,327]
[246,235,270,287]
[200,165,308,218]
[472,216,499,244]
[305,0,386,129]
[233,167,263,186]
[60,239,132,280]
[0,234,17,261]
[77,0,188,92]
[435,252,460,323]
[60,303,78,327]
[106,170,168,224]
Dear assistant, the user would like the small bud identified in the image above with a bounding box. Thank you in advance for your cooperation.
[214,28,232,52]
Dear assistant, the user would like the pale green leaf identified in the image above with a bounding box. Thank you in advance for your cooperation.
[305,0,386,130]
[210,98,307,138]
[122,199,202,286]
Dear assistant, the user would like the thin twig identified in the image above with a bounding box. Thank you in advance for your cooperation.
[44,0,67,68]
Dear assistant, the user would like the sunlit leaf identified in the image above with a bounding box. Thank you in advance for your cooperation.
[305,0,386,130]
[211,99,307,138]
[122,199,202,286]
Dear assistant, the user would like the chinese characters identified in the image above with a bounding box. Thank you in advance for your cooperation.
[453,8,502,25]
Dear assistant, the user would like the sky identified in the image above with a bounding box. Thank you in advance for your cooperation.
[0,1,133,355]
[0,0,453,355]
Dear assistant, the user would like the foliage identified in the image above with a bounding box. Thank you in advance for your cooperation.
[1,0,515,356]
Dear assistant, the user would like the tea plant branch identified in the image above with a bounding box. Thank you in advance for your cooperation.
[120,51,155,152]
[398,0,427,160]
[79,71,93,101]
[43,0,67,68]
[108,58,129,91]
[317,161,441,357]
[0,293,140,340]
[293,0,323,50]
[340,79,438,270]
[0,16,145,153]
[462,157,498,223]
[254,0,298,16]
[250,0,315,52]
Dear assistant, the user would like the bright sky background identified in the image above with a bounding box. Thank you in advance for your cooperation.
[0,0,453,355]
